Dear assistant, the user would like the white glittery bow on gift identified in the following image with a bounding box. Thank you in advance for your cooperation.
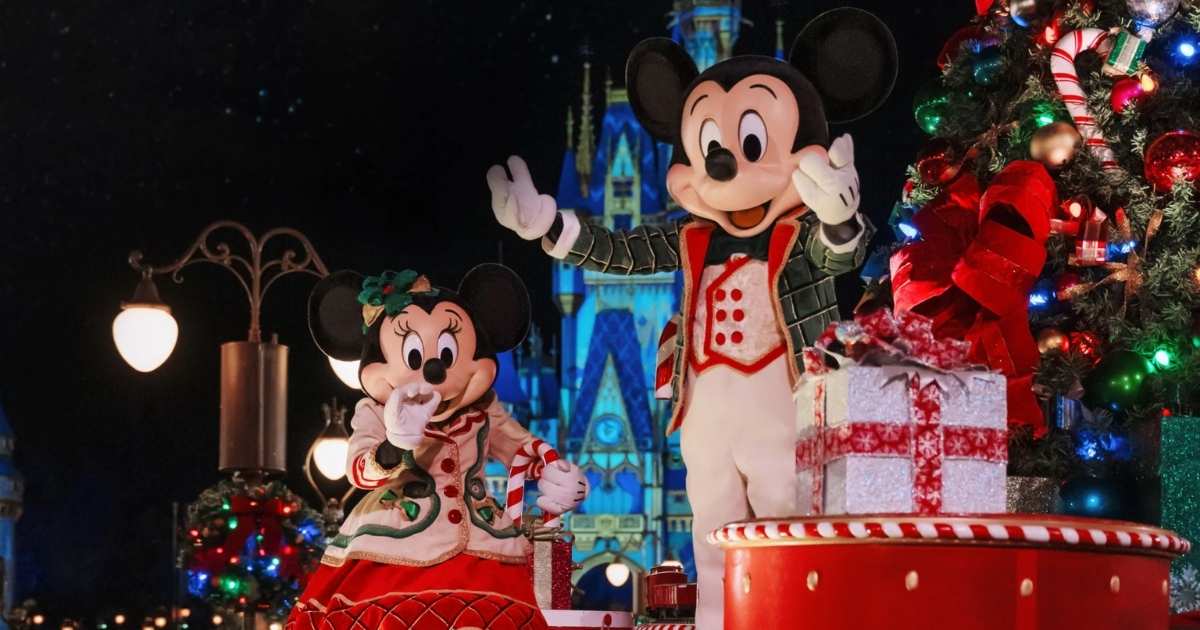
[796,309,1008,516]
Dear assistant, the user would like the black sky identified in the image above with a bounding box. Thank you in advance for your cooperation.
[0,0,971,620]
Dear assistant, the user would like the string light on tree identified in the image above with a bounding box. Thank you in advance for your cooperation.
[1174,36,1198,66]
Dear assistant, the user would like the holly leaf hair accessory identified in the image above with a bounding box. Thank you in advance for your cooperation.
[356,270,437,332]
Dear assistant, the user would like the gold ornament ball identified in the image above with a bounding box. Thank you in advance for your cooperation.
[1037,328,1070,355]
[1030,122,1082,169]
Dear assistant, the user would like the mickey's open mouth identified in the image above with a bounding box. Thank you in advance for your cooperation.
[435,396,456,415]
[728,204,768,229]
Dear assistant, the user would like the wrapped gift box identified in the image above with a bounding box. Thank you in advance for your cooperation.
[526,531,574,610]
[794,310,1009,516]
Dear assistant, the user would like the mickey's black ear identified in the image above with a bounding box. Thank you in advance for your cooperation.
[308,270,365,361]
[789,7,898,124]
[626,38,699,141]
[458,263,530,354]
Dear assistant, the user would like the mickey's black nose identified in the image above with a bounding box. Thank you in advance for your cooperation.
[705,147,737,182]
[423,359,447,385]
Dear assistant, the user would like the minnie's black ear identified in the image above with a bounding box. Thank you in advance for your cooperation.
[308,270,365,361]
[626,38,699,141]
[789,7,898,124]
[458,263,530,354]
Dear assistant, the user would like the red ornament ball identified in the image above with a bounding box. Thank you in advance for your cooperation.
[1069,331,1103,367]
[1145,130,1200,191]
[916,139,967,185]
[1055,271,1083,299]
[1110,73,1157,114]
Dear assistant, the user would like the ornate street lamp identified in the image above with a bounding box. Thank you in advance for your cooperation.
[113,221,330,474]
[304,400,356,531]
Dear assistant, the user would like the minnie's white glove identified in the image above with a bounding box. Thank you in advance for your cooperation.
[382,383,442,450]
[791,134,861,226]
[486,155,559,240]
[536,460,589,515]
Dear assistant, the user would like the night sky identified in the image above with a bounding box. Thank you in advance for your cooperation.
[0,0,970,621]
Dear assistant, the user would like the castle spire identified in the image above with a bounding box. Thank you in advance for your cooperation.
[565,107,574,149]
[575,61,595,197]
[775,18,785,60]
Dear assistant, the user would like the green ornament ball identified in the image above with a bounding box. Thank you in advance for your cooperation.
[972,46,1005,85]
[913,81,951,135]
[1083,349,1148,411]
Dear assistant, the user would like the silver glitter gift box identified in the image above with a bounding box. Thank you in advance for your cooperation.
[795,365,1009,515]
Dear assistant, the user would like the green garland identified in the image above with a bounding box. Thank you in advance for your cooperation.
[181,478,326,620]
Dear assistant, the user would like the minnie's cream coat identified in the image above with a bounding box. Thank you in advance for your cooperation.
[322,394,537,567]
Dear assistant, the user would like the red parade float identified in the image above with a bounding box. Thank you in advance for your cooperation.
[712,514,1190,630]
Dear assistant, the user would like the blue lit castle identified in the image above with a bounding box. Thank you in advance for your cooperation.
[0,403,22,617]
[492,0,795,611]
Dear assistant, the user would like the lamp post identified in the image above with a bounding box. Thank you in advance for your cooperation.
[113,220,331,475]
[304,400,356,532]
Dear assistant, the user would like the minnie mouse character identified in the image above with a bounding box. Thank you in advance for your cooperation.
[288,264,588,630]
[486,9,896,627]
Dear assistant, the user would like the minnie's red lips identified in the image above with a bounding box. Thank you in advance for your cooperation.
[729,205,768,229]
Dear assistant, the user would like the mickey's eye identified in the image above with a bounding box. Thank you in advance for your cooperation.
[699,119,721,157]
[402,332,423,370]
[437,331,458,366]
[739,111,767,162]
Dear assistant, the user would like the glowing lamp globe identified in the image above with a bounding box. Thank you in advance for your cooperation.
[606,561,631,587]
[313,437,349,481]
[113,274,178,372]
[328,357,362,389]
[113,305,178,372]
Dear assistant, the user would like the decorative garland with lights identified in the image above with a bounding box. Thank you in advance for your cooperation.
[182,478,326,620]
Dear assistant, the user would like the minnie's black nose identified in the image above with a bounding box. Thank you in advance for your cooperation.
[705,147,738,182]
[422,359,446,385]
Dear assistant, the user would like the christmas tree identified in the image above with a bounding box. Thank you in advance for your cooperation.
[883,0,1200,610]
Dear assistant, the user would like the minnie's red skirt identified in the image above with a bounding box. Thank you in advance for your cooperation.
[286,554,548,630]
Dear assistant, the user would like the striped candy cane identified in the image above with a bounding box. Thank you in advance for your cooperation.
[1051,28,1119,170]
[506,438,562,528]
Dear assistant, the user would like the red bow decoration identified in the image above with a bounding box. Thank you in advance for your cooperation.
[890,161,1057,435]
[802,308,973,374]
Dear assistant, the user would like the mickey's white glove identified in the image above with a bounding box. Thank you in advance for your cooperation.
[382,383,442,450]
[791,134,860,226]
[486,155,559,240]
[536,460,589,515]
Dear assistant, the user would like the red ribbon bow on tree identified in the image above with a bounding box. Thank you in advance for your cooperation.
[890,161,1057,435]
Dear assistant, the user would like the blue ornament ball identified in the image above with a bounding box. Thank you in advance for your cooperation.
[972,46,1005,85]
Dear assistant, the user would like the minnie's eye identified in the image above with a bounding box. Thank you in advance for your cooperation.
[437,331,458,366]
[739,111,767,162]
[700,119,721,157]
[402,333,423,370]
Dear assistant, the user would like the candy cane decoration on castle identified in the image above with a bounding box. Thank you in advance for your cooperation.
[506,438,563,528]
[1051,28,1119,170]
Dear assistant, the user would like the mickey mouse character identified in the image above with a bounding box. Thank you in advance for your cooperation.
[486,9,896,627]
[288,264,588,630]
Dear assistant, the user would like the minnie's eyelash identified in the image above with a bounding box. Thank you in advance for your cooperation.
[445,320,462,335]
[393,321,414,336]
